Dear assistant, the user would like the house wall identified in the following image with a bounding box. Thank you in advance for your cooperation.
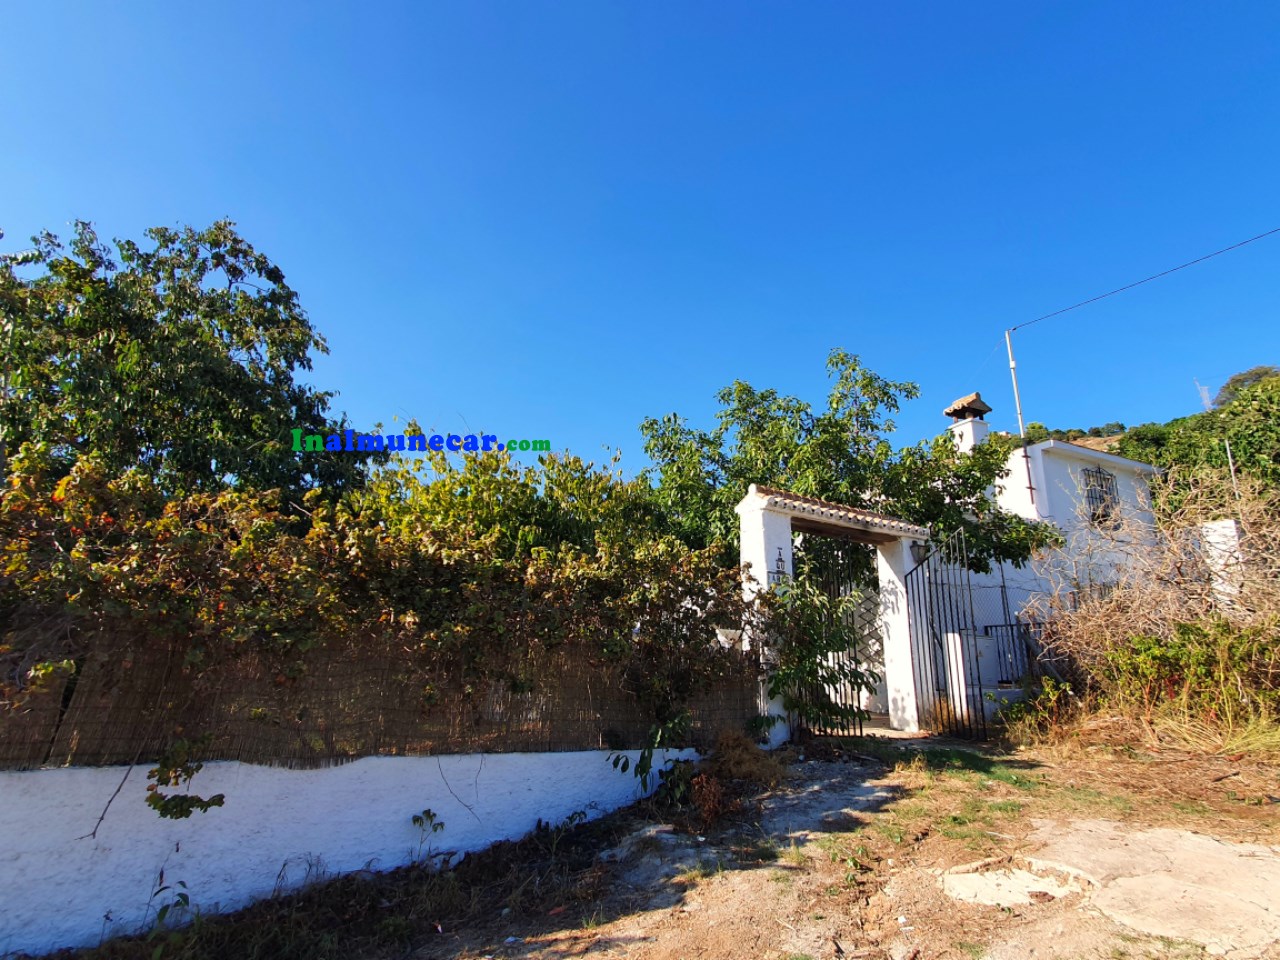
[1034,448,1154,529]
[0,748,691,956]
[984,443,1157,624]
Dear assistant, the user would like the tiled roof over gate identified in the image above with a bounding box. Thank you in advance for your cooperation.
[746,484,929,541]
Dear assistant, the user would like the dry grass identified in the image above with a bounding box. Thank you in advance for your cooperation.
[1153,707,1280,756]
[701,730,790,786]
[1023,470,1280,760]
[919,696,969,735]
[32,806,639,960]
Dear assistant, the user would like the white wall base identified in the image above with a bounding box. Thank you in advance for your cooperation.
[0,749,692,956]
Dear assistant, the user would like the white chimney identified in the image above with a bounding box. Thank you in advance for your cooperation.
[944,392,992,454]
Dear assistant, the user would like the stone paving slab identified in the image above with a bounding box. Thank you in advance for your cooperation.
[1026,819,1280,958]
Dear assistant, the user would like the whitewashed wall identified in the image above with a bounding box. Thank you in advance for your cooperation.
[984,442,1159,613]
[0,749,691,956]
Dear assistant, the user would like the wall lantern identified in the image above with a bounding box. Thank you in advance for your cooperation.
[909,541,930,565]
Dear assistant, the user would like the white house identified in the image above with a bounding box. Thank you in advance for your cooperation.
[921,392,1160,726]
[735,391,1162,738]
[948,392,1158,607]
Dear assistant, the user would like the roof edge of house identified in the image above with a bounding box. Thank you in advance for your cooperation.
[1030,439,1160,474]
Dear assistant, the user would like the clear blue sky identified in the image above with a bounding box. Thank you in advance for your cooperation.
[4,2,1278,471]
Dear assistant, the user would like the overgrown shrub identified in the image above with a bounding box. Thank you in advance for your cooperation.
[763,575,879,731]
[0,444,758,765]
[1102,620,1279,723]
[1028,470,1280,753]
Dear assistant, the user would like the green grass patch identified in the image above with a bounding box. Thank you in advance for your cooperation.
[781,840,808,866]
[985,798,1023,816]
[1059,784,1135,814]
[871,822,906,844]
[675,858,723,883]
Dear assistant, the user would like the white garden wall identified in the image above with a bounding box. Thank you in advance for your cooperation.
[0,748,691,956]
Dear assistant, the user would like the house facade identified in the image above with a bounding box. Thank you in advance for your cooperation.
[937,394,1159,723]
[735,391,1161,737]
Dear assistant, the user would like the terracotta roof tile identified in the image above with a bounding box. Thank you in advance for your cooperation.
[944,391,993,419]
[748,484,930,540]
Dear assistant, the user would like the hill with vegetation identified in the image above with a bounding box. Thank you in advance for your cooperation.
[1023,365,1280,493]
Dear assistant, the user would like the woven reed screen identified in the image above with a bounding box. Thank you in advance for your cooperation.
[0,635,763,770]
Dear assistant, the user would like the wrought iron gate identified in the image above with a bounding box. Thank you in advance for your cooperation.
[786,535,880,739]
[904,528,989,739]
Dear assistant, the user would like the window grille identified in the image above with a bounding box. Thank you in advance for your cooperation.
[1082,466,1119,525]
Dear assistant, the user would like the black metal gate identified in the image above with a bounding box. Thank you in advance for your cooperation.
[786,534,880,738]
[904,528,989,739]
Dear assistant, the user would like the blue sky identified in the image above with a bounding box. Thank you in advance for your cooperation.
[4,2,1278,472]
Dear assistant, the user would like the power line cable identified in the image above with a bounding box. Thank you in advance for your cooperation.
[1010,226,1280,333]
[1001,225,1280,503]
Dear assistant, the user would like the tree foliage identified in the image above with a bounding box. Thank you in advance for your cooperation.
[1214,364,1280,408]
[0,220,377,499]
[363,447,665,561]
[764,575,878,729]
[1115,376,1280,491]
[640,349,1055,571]
[1023,421,1126,442]
[0,445,755,751]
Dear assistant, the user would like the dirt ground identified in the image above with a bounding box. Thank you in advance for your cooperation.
[420,738,1280,960]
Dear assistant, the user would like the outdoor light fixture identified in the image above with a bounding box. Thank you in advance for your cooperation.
[910,541,930,565]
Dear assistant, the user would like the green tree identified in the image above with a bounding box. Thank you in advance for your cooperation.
[1214,365,1280,407]
[1023,421,1124,443]
[640,349,1055,571]
[0,220,377,498]
[1024,421,1051,442]
[360,447,666,560]
[1116,377,1280,490]
[1087,422,1126,438]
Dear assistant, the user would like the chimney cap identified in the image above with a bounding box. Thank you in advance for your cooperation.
[944,391,993,421]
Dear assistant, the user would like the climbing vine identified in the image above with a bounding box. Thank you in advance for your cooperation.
[145,737,225,820]
[0,445,758,778]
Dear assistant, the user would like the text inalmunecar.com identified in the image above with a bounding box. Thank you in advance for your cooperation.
[291,429,551,454]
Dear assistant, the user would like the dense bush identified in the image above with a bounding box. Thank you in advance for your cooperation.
[0,443,755,744]
[1115,377,1280,496]
[1102,621,1280,723]
[1024,471,1280,753]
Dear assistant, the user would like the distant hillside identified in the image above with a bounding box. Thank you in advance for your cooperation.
[1023,421,1127,444]
[1028,372,1279,488]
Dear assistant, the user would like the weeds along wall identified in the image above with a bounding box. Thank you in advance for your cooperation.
[0,747,696,955]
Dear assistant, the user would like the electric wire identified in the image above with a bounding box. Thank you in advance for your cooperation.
[1010,227,1280,333]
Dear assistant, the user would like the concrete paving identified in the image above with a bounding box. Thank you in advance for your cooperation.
[1025,819,1280,958]
[941,866,1080,907]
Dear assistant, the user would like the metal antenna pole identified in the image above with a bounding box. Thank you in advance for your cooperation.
[1005,329,1036,507]
[1005,329,1028,439]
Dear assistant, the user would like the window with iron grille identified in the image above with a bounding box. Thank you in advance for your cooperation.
[1082,466,1119,525]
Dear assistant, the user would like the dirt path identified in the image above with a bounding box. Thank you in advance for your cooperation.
[433,744,1280,960]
